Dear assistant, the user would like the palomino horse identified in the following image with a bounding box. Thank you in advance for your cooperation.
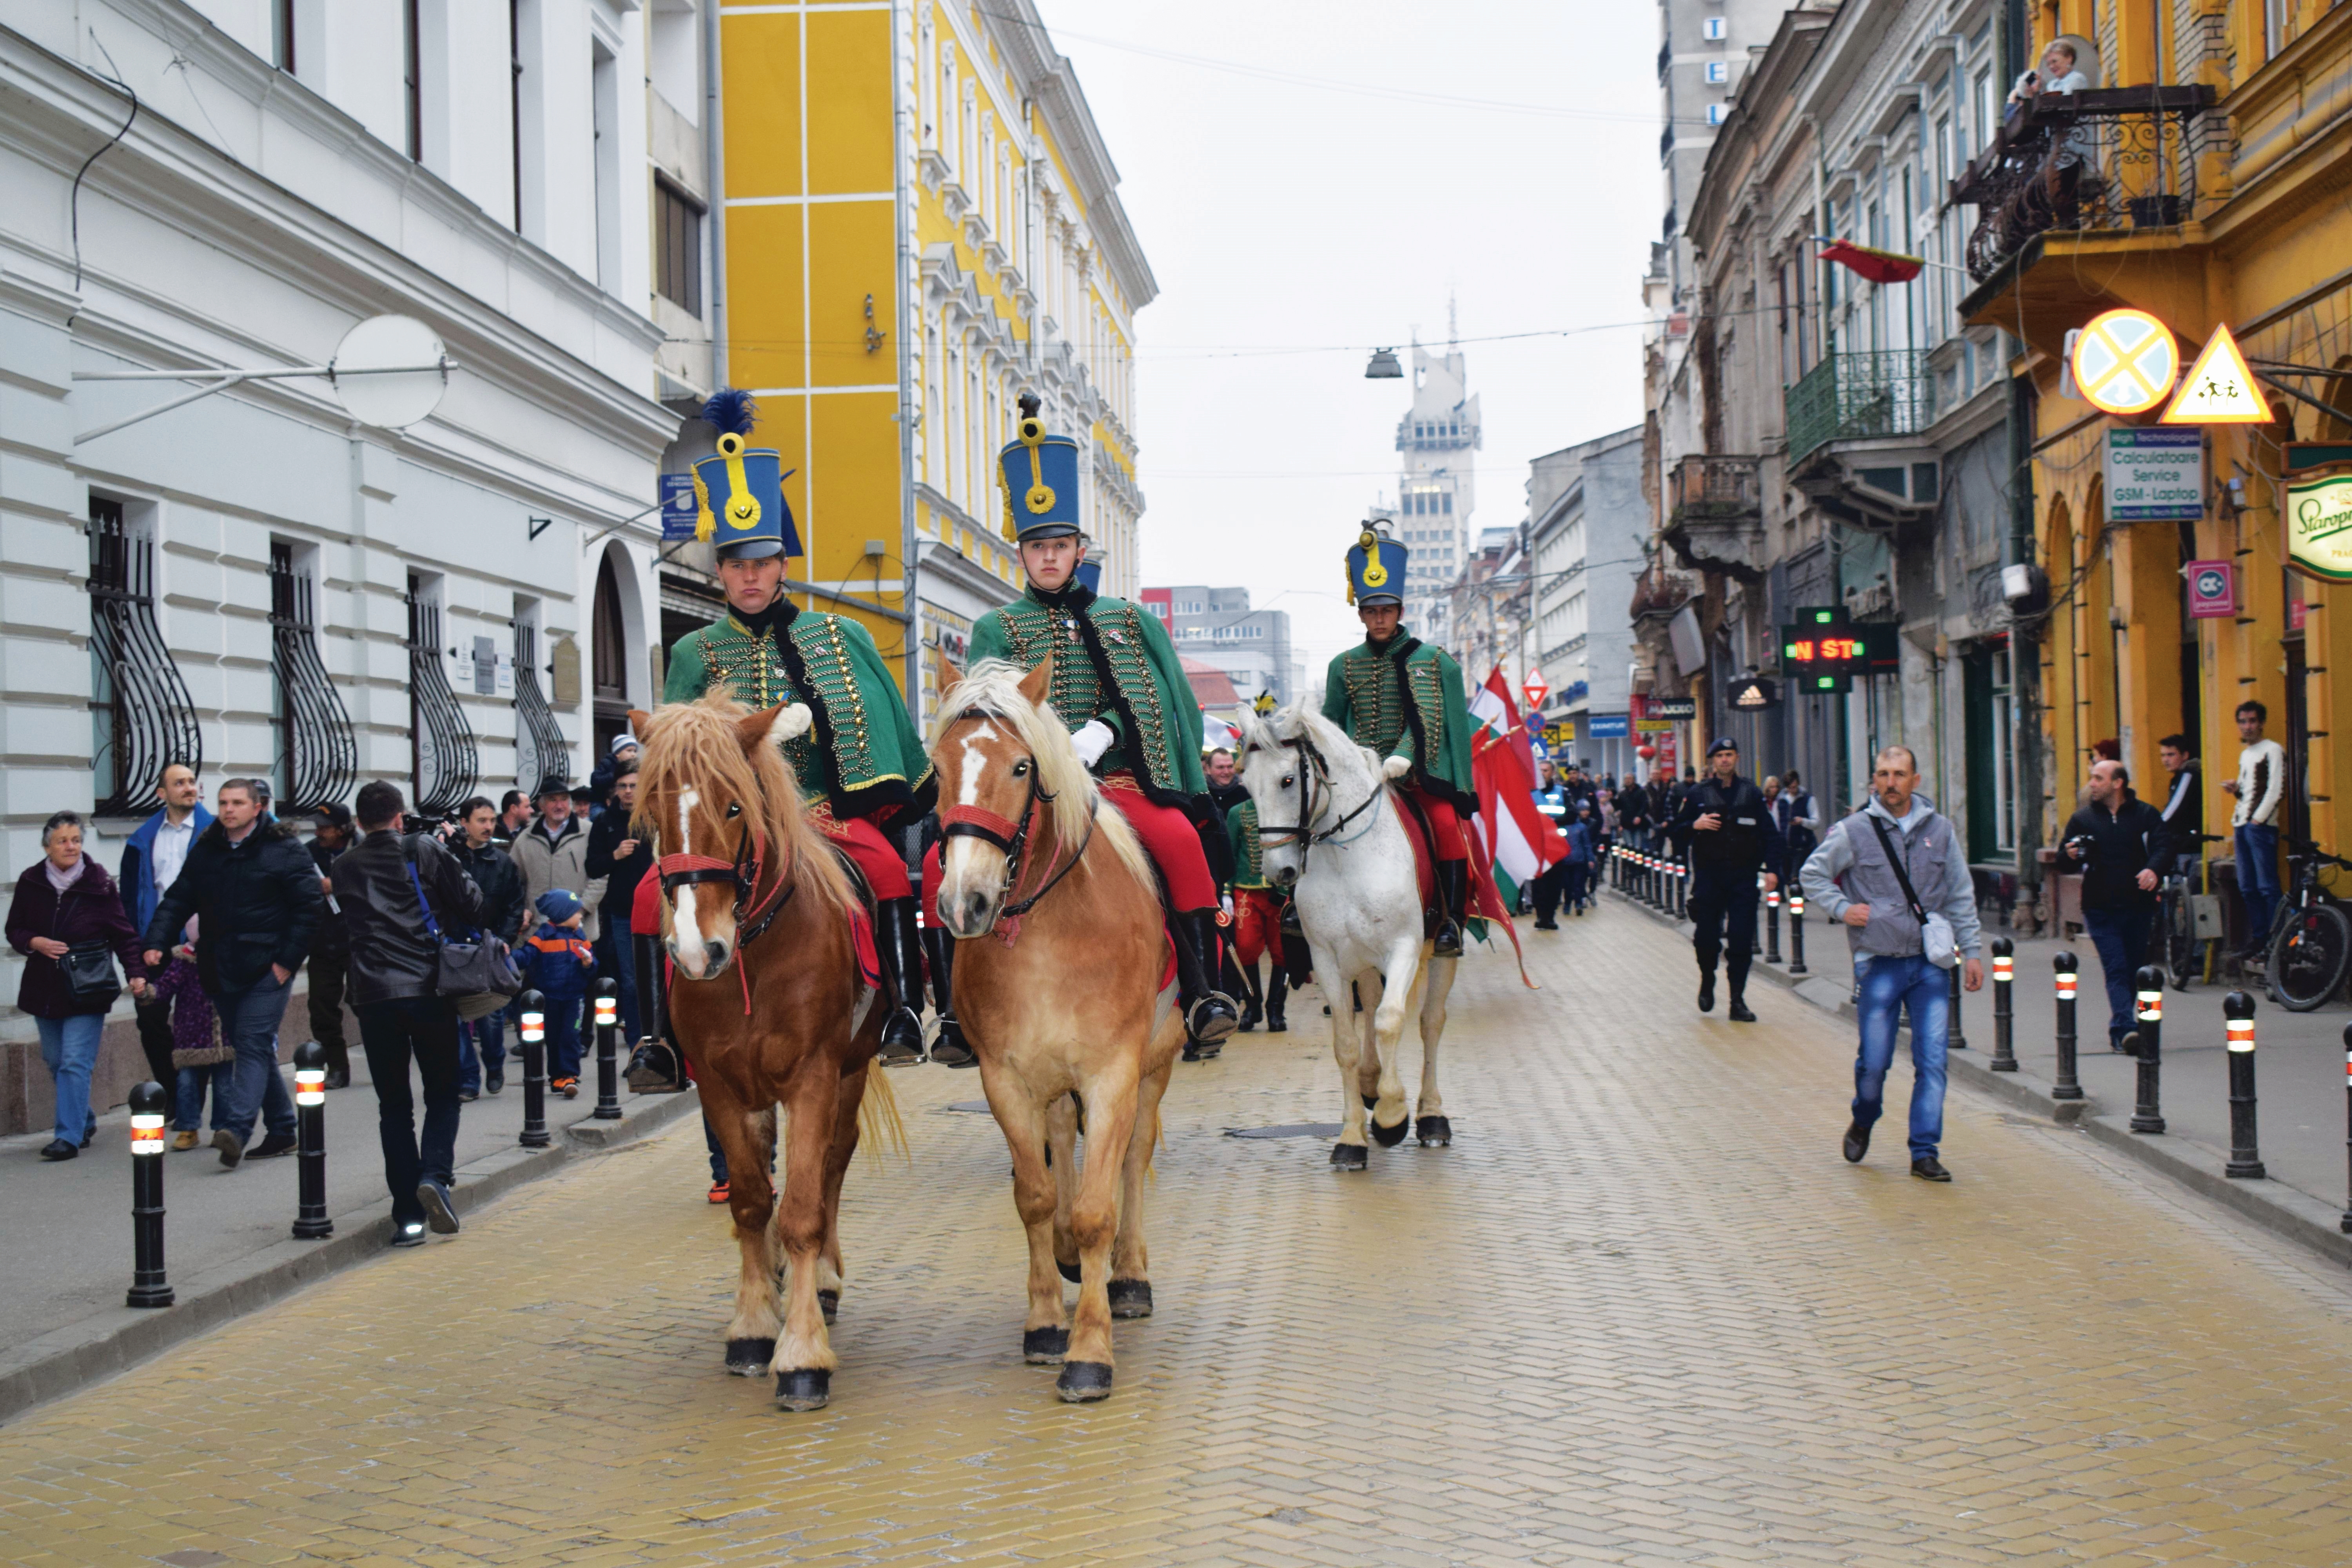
[629,695,902,1413]
[1238,705,1459,1168]
[929,656,1184,1403]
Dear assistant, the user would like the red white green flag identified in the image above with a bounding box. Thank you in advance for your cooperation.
[1467,666,1566,907]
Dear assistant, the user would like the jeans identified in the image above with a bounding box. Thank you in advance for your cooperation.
[2235,823,2283,952]
[210,971,297,1143]
[36,1014,103,1145]
[457,1008,508,1095]
[2083,903,2155,1048]
[174,1059,234,1132]
[356,995,465,1229]
[1851,952,1950,1160]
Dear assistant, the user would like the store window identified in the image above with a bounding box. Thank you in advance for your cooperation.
[1964,641,2016,861]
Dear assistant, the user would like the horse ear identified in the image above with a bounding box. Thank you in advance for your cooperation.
[941,655,964,691]
[736,702,812,755]
[1017,650,1055,708]
[627,707,653,738]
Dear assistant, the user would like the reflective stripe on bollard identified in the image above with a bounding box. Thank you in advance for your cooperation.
[2130,966,2165,1134]
[2223,991,2264,1179]
[291,1040,332,1240]
[1989,937,2016,1072]
[518,990,550,1149]
[127,1081,173,1309]
[593,978,623,1121]
[1764,882,1783,964]
[2051,952,2083,1101]
[1787,891,1808,975]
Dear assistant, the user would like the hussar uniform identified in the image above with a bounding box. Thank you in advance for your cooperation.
[661,390,936,1059]
[1321,526,1479,955]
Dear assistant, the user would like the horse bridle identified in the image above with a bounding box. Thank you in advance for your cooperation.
[938,707,1097,925]
[1252,733,1386,851]
[656,815,798,949]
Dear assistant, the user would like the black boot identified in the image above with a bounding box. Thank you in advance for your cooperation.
[1236,960,1264,1033]
[1433,860,1468,958]
[1725,949,1756,1021]
[321,1042,351,1091]
[924,923,975,1067]
[873,898,925,1063]
[1265,967,1289,1032]
[1174,910,1239,1055]
[1696,947,1718,1013]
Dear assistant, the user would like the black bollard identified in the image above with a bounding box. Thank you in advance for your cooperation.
[592,978,623,1120]
[1989,937,2016,1071]
[2340,1024,2352,1233]
[2223,992,2264,1179]
[1787,888,1809,974]
[1764,883,1783,964]
[2051,952,2083,1100]
[291,1041,333,1239]
[127,1082,174,1308]
[1948,960,1968,1050]
[518,989,550,1149]
[2130,965,2165,1134]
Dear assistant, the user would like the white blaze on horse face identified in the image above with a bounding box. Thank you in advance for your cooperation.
[671,788,708,976]
[940,722,1006,935]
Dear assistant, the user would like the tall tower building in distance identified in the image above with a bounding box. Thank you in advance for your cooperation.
[1391,334,1481,642]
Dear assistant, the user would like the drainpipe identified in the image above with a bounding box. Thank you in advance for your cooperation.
[892,0,919,713]
[703,0,727,390]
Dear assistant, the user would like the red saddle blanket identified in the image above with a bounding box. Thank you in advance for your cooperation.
[1390,795,1536,988]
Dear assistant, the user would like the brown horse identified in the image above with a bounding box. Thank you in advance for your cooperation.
[629,695,902,1413]
[929,656,1184,1402]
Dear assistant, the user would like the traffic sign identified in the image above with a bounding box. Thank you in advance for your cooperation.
[2185,559,2236,618]
[2071,308,2180,416]
[1523,673,1550,712]
[2162,323,2272,425]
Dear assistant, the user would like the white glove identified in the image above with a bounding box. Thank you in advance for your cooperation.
[1381,754,1413,781]
[1071,719,1116,768]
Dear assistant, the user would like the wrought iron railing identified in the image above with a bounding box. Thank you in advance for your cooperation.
[269,547,356,813]
[88,502,202,816]
[512,621,571,793]
[1951,86,2214,283]
[405,588,478,817]
[1667,454,1761,521]
[1785,350,1932,465]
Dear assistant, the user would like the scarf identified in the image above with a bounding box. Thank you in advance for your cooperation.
[45,857,87,893]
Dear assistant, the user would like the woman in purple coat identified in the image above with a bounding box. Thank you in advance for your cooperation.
[7,811,149,1160]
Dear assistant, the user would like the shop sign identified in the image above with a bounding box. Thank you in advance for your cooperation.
[2184,560,2237,619]
[2104,428,2203,521]
[2285,449,2352,584]
[1655,699,1697,720]
[1587,713,1629,739]
[1726,676,1779,711]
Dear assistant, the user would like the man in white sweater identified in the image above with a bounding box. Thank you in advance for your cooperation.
[2222,699,2289,956]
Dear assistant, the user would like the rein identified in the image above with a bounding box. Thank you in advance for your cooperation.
[655,815,800,1013]
[939,707,1099,944]
[1255,734,1386,851]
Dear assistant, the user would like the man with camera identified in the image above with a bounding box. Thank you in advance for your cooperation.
[2062,758,2174,1054]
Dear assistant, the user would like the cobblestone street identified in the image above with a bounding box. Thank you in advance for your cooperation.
[8,909,2352,1566]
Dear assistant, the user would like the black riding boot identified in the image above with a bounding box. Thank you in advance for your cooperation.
[1176,910,1240,1058]
[1725,947,1756,1022]
[1433,860,1468,957]
[1264,966,1289,1032]
[1236,958,1264,1033]
[925,922,975,1067]
[1695,944,1719,1014]
[874,898,925,1063]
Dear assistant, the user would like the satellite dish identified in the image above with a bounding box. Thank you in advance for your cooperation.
[330,314,448,429]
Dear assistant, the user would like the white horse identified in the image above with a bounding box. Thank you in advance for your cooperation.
[1238,705,1459,1169]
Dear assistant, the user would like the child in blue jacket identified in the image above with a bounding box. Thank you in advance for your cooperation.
[519,889,595,1096]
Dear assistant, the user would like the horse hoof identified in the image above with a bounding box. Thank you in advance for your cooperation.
[774,1368,831,1411]
[1023,1326,1069,1365]
[1055,1361,1114,1403]
[1369,1114,1409,1148]
[818,1289,839,1325]
[1108,1279,1154,1319]
[1056,1258,1082,1285]
[1329,1142,1368,1171]
[1416,1115,1453,1147]
[724,1338,775,1377]
[1361,1093,1377,1111]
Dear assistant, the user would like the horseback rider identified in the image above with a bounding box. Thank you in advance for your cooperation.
[1321,524,1479,956]
[964,395,1241,1050]
[1222,703,1289,1032]
[661,391,936,1062]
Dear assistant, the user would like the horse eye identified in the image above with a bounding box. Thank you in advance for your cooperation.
[1281,775,1294,788]
[726,802,742,818]
[1012,760,1030,777]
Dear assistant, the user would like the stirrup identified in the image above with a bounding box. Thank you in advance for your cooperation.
[1187,991,1239,1046]
[1432,920,1464,957]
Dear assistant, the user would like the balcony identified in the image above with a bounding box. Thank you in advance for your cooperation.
[1952,87,2214,284]
[1785,350,1931,466]
[1663,453,1764,582]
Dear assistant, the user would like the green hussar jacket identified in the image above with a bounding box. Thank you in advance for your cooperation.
[966,583,1210,815]
[1322,635,1478,818]
[1226,796,1271,890]
[663,600,936,825]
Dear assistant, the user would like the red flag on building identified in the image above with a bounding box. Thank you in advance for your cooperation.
[1814,237,1924,284]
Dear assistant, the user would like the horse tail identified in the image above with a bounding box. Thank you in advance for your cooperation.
[858,1060,909,1163]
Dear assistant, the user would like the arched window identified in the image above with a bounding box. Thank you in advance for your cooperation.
[592,550,633,758]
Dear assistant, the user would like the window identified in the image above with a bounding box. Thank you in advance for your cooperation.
[1704,60,1729,85]
[2267,0,2288,57]
[655,178,704,314]
[88,497,202,815]
[591,37,622,290]
[273,0,295,71]
[268,541,356,812]
[403,0,423,160]
[1702,16,1726,40]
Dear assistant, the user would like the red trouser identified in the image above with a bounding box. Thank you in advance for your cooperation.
[1406,785,1470,862]
[804,804,912,899]
[1232,888,1285,967]
[923,770,1216,915]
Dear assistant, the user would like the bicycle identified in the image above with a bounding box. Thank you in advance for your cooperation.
[2161,833,2225,991]
[2264,839,2352,1013]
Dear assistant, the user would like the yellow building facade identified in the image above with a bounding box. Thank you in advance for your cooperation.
[1965,0,2352,924]
[715,0,1153,723]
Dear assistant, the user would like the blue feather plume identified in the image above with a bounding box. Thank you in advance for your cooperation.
[701,389,758,437]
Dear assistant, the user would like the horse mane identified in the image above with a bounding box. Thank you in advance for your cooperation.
[933,658,1156,893]
[1240,703,1379,790]
[635,691,853,918]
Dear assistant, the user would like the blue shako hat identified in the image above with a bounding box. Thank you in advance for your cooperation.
[1345,523,1408,607]
[998,392,1082,541]
[1072,539,1103,594]
[693,390,804,561]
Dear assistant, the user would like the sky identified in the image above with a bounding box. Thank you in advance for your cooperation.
[1028,0,1661,682]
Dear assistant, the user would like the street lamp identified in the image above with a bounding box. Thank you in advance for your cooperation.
[1364,348,1403,379]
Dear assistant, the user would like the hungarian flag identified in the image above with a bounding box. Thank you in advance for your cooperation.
[1814,237,1924,284]
[1467,666,1566,910]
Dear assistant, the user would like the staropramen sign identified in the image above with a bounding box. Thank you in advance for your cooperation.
[2286,446,2352,583]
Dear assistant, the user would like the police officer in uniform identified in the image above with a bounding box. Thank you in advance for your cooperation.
[1670,736,1786,1021]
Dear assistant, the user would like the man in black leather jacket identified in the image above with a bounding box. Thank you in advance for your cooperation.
[1670,738,1786,1021]
[450,797,523,1098]
[332,780,486,1247]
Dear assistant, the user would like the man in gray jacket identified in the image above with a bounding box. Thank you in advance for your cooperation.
[1799,746,1984,1182]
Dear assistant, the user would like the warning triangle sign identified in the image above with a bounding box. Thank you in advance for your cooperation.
[2161,323,2274,425]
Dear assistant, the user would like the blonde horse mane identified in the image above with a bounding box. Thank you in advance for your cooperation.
[1239,703,1379,788]
[931,658,1156,893]
[634,691,854,919]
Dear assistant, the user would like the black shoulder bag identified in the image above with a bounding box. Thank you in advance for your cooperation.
[406,842,523,1018]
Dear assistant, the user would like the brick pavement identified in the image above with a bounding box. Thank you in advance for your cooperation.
[7,908,2352,1564]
